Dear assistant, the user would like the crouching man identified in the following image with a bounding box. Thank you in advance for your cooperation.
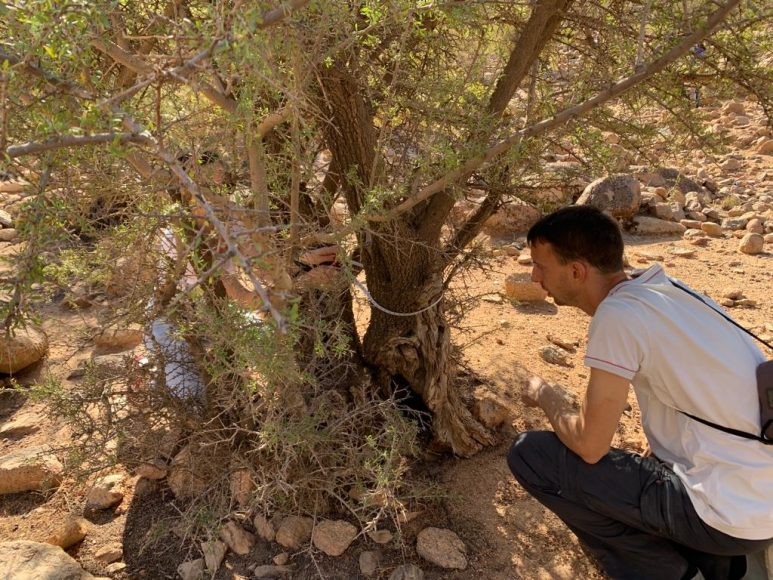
[507,206,772,580]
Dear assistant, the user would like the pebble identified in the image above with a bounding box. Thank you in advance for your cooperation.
[540,345,571,367]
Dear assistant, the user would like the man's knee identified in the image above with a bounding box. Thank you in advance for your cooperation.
[507,430,562,492]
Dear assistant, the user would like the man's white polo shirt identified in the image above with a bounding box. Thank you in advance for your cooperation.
[585,263,773,540]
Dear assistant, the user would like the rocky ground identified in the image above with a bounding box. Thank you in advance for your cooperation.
[0,97,772,579]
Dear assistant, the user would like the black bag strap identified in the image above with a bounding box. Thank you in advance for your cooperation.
[669,279,773,445]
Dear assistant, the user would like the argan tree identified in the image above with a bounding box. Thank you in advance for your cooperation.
[2,0,770,481]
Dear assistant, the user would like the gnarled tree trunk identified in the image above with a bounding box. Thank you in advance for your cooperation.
[318,65,492,456]
[360,222,493,456]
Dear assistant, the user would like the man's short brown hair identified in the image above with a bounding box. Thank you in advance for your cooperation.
[527,206,624,274]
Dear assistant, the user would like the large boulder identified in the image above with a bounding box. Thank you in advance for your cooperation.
[482,198,542,238]
[633,167,706,195]
[576,175,640,218]
[0,541,95,579]
[0,326,48,374]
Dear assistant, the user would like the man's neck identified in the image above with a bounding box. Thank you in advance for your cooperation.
[581,271,629,316]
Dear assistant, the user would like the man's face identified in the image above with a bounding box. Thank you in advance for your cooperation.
[530,241,578,307]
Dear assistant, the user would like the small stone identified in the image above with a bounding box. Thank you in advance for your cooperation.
[0,413,40,438]
[736,299,757,308]
[0,445,63,494]
[135,461,167,480]
[312,520,358,556]
[201,540,227,574]
[652,202,674,221]
[0,541,93,579]
[722,289,744,300]
[516,251,532,265]
[480,293,503,304]
[397,510,422,524]
[636,251,664,261]
[653,187,668,199]
[735,115,750,126]
[540,345,571,367]
[94,327,143,351]
[756,139,773,155]
[739,233,764,255]
[253,514,276,542]
[273,552,289,566]
[721,158,741,172]
[669,247,696,258]
[504,273,547,302]
[746,218,764,234]
[720,298,736,308]
[253,565,292,578]
[0,210,16,228]
[416,527,467,570]
[45,517,89,549]
[765,233,773,244]
[546,334,578,352]
[177,559,205,580]
[680,219,703,230]
[389,564,425,580]
[168,445,209,500]
[229,469,254,507]
[473,396,510,429]
[0,179,26,193]
[0,326,48,374]
[367,529,393,544]
[360,550,381,577]
[219,521,255,555]
[683,228,706,239]
[134,478,159,497]
[700,222,723,237]
[106,562,127,574]
[95,542,123,564]
[86,473,124,510]
[723,218,749,231]
[631,216,686,235]
[275,516,313,550]
[0,228,17,242]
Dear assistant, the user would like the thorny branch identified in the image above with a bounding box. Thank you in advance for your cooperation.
[366,0,743,224]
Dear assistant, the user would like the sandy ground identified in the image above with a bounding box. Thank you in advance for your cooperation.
[1,101,772,579]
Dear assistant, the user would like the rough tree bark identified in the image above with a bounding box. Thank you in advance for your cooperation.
[318,66,493,456]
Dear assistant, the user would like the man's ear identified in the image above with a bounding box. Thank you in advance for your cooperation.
[571,260,588,281]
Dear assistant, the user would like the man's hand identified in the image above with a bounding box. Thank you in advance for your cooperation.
[522,376,547,408]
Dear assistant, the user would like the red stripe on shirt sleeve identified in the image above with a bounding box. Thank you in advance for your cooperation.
[585,355,636,373]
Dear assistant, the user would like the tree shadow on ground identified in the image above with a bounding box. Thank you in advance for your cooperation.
[0,491,49,517]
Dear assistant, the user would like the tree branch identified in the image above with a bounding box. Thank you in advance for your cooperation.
[95,0,309,108]
[414,0,573,241]
[368,0,742,224]
[6,132,151,157]
[90,38,239,112]
[0,49,94,100]
[116,110,288,332]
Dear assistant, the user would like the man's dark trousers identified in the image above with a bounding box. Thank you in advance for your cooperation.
[507,431,771,580]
